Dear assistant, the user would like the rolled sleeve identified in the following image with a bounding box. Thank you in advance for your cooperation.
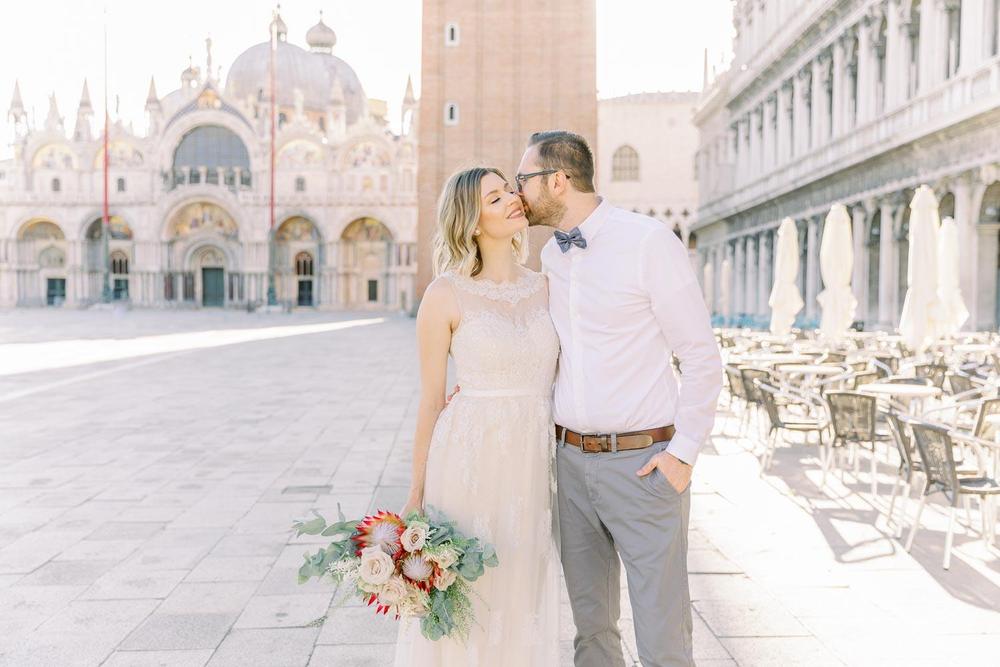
[640,227,723,467]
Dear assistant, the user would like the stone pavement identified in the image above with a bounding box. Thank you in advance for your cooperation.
[0,309,997,667]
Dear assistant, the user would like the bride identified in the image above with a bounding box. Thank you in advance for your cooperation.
[392,166,560,665]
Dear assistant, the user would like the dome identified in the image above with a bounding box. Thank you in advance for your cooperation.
[306,13,337,52]
[225,39,367,125]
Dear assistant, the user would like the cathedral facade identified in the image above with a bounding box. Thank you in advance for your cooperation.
[0,12,418,311]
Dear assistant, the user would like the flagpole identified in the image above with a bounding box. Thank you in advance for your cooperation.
[267,9,277,306]
[101,4,111,303]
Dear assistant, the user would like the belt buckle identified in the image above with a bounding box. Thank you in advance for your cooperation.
[580,433,607,454]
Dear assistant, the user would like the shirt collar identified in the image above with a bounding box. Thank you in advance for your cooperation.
[576,196,610,243]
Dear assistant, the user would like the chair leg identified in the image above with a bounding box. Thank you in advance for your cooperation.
[905,490,928,552]
[944,505,957,570]
[870,447,878,498]
[963,496,974,531]
[887,474,902,531]
[853,443,861,476]
[896,481,912,539]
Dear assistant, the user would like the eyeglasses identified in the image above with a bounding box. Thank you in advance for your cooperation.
[515,169,567,190]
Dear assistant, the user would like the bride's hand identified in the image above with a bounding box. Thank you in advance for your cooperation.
[402,493,424,517]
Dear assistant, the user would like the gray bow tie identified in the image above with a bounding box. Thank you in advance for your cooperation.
[554,227,587,253]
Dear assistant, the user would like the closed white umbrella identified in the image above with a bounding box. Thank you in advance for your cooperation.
[703,261,714,312]
[817,204,857,340]
[898,185,945,351]
[768,217,804,335]
[936,216,968,336]
[719,258,732,325]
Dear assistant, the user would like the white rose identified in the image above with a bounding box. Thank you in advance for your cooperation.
[400,522,429,553]
[434,568,458,591]
[358,546,394,586]
[378,575,409,606]
[427,546,459,569]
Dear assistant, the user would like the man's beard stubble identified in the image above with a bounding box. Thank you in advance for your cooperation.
[524,190,567,229]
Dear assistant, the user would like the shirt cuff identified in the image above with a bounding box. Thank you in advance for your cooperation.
[665,432,702,467]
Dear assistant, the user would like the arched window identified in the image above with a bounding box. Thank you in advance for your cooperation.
[51,177,61,192]
[116,177,126,193]
[907,1,922,98]
[278,112,288,128]
[172,125,250,172]
[296,252,314,276]
[611,145,639,181]
[295,176,306,192]
[110,251,129,274]
[445,23,460,46]
[444,102,459,126]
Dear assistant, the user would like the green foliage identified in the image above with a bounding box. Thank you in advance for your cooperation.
[291,505,362,585]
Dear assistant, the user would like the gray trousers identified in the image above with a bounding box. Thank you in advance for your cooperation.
[557,439,693,667]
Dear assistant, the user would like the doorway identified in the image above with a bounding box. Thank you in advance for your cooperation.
[202,268,224,306]
[46,278,66,306]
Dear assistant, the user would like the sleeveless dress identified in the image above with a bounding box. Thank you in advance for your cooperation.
[392,269,561,666]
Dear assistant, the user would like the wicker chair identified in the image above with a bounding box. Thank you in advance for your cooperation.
[913,363,948,388]
[826,391,893,496]
[972,397,1000,443]
[724,364,750,430]
[757,381,830,475]
[851,370,880,390]
[740,367,772,438]
[905,420,1000,569]
[946,372,974,396]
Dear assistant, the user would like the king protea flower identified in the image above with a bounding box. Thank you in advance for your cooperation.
[353,511,406,558]
[400,552,435,590]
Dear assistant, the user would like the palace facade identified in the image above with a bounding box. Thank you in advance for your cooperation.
[694,0,1000,330]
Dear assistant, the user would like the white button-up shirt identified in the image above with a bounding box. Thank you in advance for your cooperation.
[542,198,723,466]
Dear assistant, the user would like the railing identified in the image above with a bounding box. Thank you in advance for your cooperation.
[164,167,252,193]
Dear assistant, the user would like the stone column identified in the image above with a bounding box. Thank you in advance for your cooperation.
[878,198,899,327]
[778,80,793,163]
[763,93,777,172]
[805,216,820,321]
[746,234,759,319]
[811,57,825,147]
[734,237,746,320]
[752,105,763,174]
[857,17,874,122]
[918,0,942,92]
[953,173,976,328]
[757,231,771,319]
[886,3,905,107]
[851,204,868,321]
[794,67,812,155]
[832,35,846,136]
[959,0,985,74]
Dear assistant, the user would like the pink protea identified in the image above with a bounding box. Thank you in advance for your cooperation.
[352,511,406,558]
[400,552,436,591]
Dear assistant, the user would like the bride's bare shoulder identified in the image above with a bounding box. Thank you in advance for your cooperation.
[418,275,461,321]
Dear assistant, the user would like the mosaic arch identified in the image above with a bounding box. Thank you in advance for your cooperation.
[276,216,320,241]
[86,216,133,240]
[18,219,65,241]
[93,141,144,168]
[32,144,77,170]
[341,217,393,242]
[168,202,239,239]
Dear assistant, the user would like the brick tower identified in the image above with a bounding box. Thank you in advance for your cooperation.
[415,0,598,304]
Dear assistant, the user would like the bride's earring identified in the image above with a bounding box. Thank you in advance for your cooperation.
[474,229,481,236]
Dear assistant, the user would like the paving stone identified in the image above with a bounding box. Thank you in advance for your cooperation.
[233,593,333,629]
[101,649,214,667]
[206,628,319,666]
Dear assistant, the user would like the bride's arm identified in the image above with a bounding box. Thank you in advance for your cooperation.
[403,278,459,515]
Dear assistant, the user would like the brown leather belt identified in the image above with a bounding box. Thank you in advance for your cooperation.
[555,424,675,453]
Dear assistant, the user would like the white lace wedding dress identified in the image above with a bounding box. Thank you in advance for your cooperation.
[393,269,561,666]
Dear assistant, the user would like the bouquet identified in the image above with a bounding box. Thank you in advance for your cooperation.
[293,505,498,640]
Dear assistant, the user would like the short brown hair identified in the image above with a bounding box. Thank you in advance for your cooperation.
[527,130,595,193]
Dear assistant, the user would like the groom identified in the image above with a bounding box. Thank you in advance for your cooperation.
[516,131,723,667]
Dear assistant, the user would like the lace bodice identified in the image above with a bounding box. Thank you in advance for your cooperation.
[443,270,559,397]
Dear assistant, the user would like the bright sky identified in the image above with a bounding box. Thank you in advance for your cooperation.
[0,0,733,158]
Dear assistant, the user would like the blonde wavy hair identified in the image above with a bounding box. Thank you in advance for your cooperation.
[433,166,529,278]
